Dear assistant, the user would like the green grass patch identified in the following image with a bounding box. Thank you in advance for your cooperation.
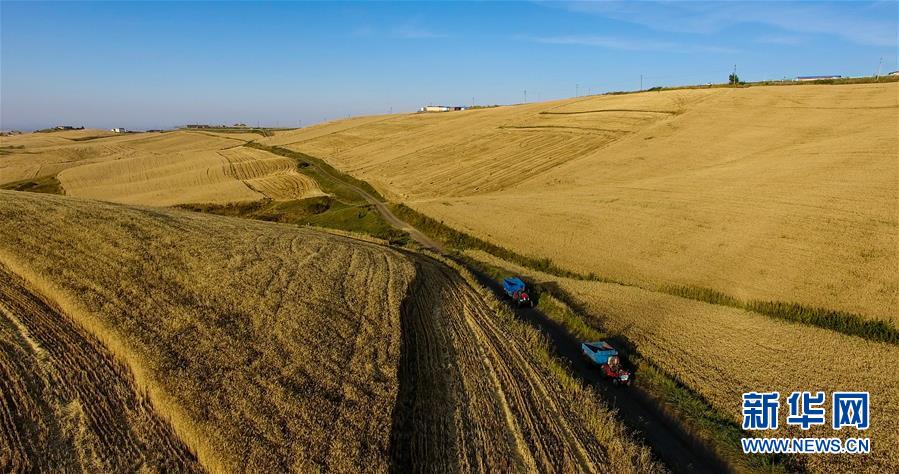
[459,254,795,473]
[394,203,896,344]
[1,176,64,195]
[301,202,408,244]
[178,195,409,245]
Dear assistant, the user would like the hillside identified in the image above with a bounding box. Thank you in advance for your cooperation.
[0,190,657,472]
[1,131,323,206]
[261,83,899,323]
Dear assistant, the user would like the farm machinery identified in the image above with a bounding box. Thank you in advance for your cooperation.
[581,341,632,386]
[502,277,533,307]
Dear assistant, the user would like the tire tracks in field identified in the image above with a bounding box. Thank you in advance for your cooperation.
[391,257,615,472]
[0,263,203,472]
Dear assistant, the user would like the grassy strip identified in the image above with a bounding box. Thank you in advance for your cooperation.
[461,254,795,473]
[247,143,387,202]
[604,74,899,96]
[1,176,64,195]
[179,127,291,137]
[666,286,898,345]
[390,203,897,344]
[178,196,409,245]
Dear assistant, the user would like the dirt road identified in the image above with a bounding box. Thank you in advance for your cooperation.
[390,256,643,472]
[277,146,728,472]
[465,268,730,473]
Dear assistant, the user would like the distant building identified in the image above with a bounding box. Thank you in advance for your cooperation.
[54,125,83,131]
[419,105,468,113]
[796,75,842,81]
[888,71,899,77]
[110,128,126,133]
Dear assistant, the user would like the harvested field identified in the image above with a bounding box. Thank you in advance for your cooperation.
[1,130,323,206]
[0,190,657,472]
[261,93,703,199]
[466,250,899,473]
[268,83,897,323]
[0,265,201,473]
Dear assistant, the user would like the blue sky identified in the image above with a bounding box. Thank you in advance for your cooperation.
[2,1,896,130]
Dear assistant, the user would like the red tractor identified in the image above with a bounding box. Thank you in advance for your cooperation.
[581,341,632,386]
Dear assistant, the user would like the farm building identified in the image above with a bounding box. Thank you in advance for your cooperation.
[888,71,899,76]
[796,75,842,81]
[419,105,468,113]
[110,128,126,133]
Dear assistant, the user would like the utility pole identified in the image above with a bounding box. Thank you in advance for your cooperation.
[732,64,737,86]
[575,83,579,97]
[640,74,643,91]
[524,89,527,103]
[876,56,883,79]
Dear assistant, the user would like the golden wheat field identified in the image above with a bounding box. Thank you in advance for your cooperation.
[264,83,898,323]
[466,249,899,473]
[1,130,323,206]
[0,190,658,472]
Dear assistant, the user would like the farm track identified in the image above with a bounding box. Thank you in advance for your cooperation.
[0,264,202,473]
[391,256,611,472]
[302,149,728,472]
[466,266,731,473]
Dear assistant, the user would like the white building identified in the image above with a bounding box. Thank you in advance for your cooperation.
[110,128,126,133]
[796,75,842,82]
[419,105,468,113]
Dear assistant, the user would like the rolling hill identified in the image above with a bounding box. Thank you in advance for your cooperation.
[261,83,898,324]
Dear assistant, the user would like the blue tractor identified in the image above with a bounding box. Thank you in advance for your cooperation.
[502,277,533,308]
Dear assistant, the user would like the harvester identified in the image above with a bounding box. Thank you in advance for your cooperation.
[581,341,632,386]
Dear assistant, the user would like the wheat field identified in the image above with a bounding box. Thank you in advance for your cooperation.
[265,83,898,323]
[466,249,899,473]
[1,131,323,206]
[0,190,657,472]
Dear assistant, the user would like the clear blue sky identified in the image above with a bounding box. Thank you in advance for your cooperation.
[2,1,896,130]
